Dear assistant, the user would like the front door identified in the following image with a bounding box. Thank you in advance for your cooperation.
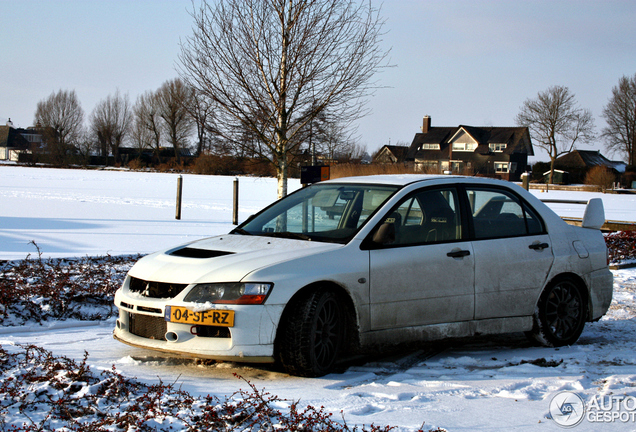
[368,187,475,330]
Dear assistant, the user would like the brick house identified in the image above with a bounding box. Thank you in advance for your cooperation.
[406,116,534,181]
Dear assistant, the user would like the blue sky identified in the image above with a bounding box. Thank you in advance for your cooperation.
[2,0,636,162]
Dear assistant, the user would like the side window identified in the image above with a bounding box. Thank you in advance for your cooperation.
[467,188,545,239]
[524,202,544,235]
[375,188,462,246]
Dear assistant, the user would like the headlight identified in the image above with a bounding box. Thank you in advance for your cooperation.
[183,283,273,305]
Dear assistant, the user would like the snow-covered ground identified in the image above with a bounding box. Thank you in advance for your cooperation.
[0,165,296,260]
[2,165,636,430]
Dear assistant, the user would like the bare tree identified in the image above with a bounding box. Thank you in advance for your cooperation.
[516,85,595,184]
[602,73,636,165]
[34,89,85,165]
[185,87,216,156]
[156,78,194,163]
[311,111,359,162]
[89,90,132,164]
[75,133,94,166]
[179,0,389,198]
[134,91,163,161]
[129,115,153,160]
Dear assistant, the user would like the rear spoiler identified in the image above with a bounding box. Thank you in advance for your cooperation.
[582,198,605,230]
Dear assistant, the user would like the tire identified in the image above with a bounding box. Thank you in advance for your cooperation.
[278,290,344,377]
[527,277,588,347]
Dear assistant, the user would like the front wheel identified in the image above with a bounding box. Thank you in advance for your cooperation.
[527,277,588,347]
[277,290,344,377]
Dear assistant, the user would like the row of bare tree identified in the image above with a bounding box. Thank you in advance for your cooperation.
[32,78,368,169]
[31,0,387,199]
[30,0,636,197]
[33,80,196,167]
[515,74,636,184]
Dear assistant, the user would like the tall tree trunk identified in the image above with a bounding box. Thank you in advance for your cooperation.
[277,150,288,199]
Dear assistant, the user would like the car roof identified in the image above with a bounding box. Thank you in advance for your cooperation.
[322,174,498,187]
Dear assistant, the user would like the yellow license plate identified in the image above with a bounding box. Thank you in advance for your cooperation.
[165,306,234,327]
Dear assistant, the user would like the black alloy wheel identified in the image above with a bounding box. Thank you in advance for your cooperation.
[528,277,587,347]
[278,290,344,377]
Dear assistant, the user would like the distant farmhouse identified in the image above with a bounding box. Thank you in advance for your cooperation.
[406,116,533,181]
[373,145,410,164]
[0,119,41,161]
[547,149,626,184]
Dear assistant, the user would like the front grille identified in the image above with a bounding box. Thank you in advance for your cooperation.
[137,306,162,314]
[129,312,167,341]
[129,277,188,299]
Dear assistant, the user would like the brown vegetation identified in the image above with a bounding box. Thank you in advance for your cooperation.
[585,166,616,191]
[330,163,419,179]
[1,344,405,431]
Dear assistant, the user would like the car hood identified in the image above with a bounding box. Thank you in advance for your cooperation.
[127,234,342,285]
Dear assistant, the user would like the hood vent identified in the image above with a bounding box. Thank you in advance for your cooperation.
[170,247,235,259]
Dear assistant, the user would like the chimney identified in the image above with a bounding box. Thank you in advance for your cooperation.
[6,118,13,127]
[421,116,431,134]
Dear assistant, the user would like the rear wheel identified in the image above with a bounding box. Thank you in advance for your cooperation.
[527,277,587,347]
[278,290,343,377]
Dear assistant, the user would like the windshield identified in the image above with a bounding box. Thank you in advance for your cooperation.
[233,183,398,243]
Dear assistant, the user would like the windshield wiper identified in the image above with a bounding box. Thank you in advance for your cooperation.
[230,228,252,236]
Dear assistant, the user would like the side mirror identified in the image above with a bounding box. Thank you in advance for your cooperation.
[582,198,605,230]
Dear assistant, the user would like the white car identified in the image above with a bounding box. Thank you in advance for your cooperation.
[114,175,613,376]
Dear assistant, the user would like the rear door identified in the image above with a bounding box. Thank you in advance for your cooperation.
[367,187,475,330]
[465,187,554,319]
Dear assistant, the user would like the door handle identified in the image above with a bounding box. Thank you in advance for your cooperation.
[529,242,550,250]
[447,249,470,258]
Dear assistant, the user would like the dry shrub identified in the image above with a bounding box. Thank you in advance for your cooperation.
[241,157,276,177]
[193,154,227,175]
[621,166,636,188]
[0,249,139,325]
[330,163,419,179]
[605,231,636,264]
[127,158,146,170]
[157,159,188,172]
[1,344,401,431]
[585,166,616,191]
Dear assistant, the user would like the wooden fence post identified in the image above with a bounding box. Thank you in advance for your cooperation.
[232,178,239,225]
[176,175,183,220]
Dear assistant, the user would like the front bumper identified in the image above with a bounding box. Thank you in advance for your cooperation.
[113,289,284,363]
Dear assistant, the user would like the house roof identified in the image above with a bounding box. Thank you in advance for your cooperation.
[373,145,410,162]
[0,125,29,149]
[556,150,620,170]
[407,125,533,160]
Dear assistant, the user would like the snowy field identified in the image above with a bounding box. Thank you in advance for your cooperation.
[2,165,636,430]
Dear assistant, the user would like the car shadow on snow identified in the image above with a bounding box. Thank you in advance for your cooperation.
[119,323,627,381]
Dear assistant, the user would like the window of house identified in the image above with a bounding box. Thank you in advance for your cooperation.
[489,143,507,152]
[420,143,440,150]
[452,142,477,151]
[494,162,509,173]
